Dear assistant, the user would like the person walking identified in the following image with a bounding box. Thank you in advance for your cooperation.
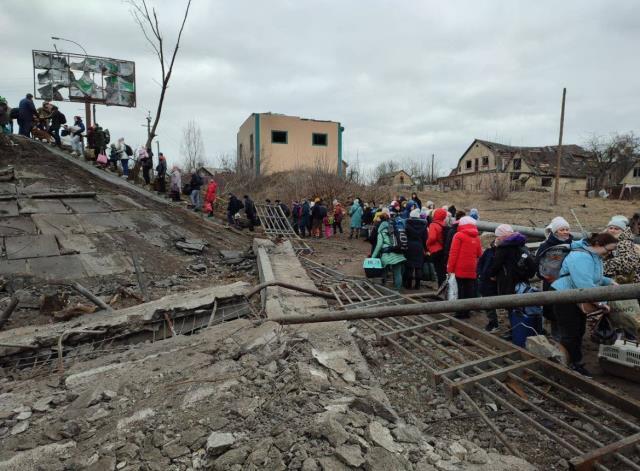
[155,154,167,193]
[551,233,618,376]
[17,93,37,137]
[244,195,257,231]
[349,198,363,239]
[536,216,573,339]
[48,106,66,146]
[489,224,536,296]
[300,199,310,237]
[94,125,107,158]
[477,236,499,331]
[403,208,428,289]
[371,210,406,290]
[226,193,244,226]
[427,208,448,286]
[311,198,324,238]
[447,216,482,318]
[189,169,203,210]
[170,166,182,202]
[204,178,218,217]
[333,201,344,235]
[115,138,129,177]
[139,147,153,186]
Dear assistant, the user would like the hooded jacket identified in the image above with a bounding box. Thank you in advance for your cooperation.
[447,224,482,279]
[205,180,218,203]
[372,220,406,267]
[552,239,613,291]
[427,208,447,254]
[349,203,363,228]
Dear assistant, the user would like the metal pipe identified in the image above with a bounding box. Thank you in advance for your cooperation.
[271,283,640,325]
[475,220,586,241]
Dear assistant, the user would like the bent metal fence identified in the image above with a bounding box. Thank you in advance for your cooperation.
[255,203,312,255]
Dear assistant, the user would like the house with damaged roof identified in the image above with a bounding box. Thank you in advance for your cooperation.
[439,139,597,193]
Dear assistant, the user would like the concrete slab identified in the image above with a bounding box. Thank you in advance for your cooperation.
[62,198,112,214]
[0,259,29,277]
[18,199,70,215]
[18,181,51,194]
[79,252,133,276]
[77,213,136,234]
[0,217,38,236]
[0,183,16,195]
[55,234,98,254]
[31,214,85,235]
[5,234,61,260]
[27,255,87,280]
[0,201,19,217]
[98,194,145,211]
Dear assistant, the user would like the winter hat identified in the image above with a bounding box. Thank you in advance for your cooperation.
[495,224,514,237]
[469,208,479,220]
[607,215,629,230]
[409,208,421,218]
[550,216,570,234]
[458,216,477,226]
[419,207,429,219]
[426,201,435,209]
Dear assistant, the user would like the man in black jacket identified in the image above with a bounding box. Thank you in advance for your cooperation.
[227,193,244,226]
[48,106,66,146]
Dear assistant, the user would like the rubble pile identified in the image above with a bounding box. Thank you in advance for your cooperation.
[0,318,533,471]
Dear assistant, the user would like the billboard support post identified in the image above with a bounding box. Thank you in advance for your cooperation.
[85,100,92,128]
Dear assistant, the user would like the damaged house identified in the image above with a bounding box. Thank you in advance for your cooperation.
[439,139,597,193]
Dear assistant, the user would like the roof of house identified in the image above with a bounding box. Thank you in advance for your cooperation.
[453,139,595,178]
[377,170,413,184]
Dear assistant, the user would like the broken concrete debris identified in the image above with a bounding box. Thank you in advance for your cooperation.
[175,238,206,254]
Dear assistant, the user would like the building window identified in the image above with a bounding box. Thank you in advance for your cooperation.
[510,173,520,181]
[465,161,472,169]
[400,175,405,185]
[482,156,489,166]
[541,177,553,187]
[512,158,522,170]
[312,133,328,146]
[271,130,287,144]
[250,134,254,152]
[634,167,640,178]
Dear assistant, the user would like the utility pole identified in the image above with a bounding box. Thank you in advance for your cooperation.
[146,111,152,143]
[431,154,435,184]
[92,104,96,125]
[553,88,566,206]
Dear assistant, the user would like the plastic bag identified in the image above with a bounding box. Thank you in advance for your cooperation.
[590,314,617,345]
[96,153,108,165]
[608,299,640,339]
[447,274,458,301]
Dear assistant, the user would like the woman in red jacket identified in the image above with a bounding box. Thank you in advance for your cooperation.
[447,216,482,319]
[427,208,448,286]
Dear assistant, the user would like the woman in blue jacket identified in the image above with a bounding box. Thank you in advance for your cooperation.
[349,199,363,239]
[551,232,618,376]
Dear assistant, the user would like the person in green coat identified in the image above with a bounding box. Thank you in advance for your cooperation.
[371,211,406,289]
[349,198,364,239]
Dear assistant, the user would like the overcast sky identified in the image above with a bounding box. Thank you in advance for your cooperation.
[1,1,638,174]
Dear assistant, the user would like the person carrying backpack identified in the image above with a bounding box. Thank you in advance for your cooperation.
[300,199,310,238]
[371,209,406,290]
[489,224,536,296]
[447,216,482,318]
[404,208,428,289]
[427,208,449,286]
[478,236,499,331]
[536,216,573,339]
[333,202,344,235]
[48,106,66,146]
[551,232,618,377]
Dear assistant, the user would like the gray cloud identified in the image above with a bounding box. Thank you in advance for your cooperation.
[1,0,638,174]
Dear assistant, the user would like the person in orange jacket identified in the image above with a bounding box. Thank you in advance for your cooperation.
[427,208,448,286]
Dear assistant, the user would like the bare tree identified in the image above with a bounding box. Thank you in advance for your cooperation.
[373,160,399,183]
[180,120,205,171]
[584,133,639,189]
[128,0,192,149]
[487,172,510,201]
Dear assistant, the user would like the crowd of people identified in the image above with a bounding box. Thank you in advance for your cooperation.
[353,194,639,377]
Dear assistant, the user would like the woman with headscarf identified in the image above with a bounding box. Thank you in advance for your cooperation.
[536,216,573,338]
[603,215,640,283]
[551,232,618,376]
[447,216,482,318]
[403,208,428,289]
[371,210,406,290]
[349,198,363,239]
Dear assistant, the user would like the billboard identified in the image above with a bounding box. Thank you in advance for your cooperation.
[32,50,136,107]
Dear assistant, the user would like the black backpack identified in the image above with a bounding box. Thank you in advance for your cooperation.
[386,220,408,253]
[515,246,537,280]
[104,129,111,144]
[9,108,19,120]
[125,144,133,156]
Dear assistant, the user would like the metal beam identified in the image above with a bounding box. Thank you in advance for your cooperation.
[270,283,640,325]
[475,220,586,241]
[570,432,640,471]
